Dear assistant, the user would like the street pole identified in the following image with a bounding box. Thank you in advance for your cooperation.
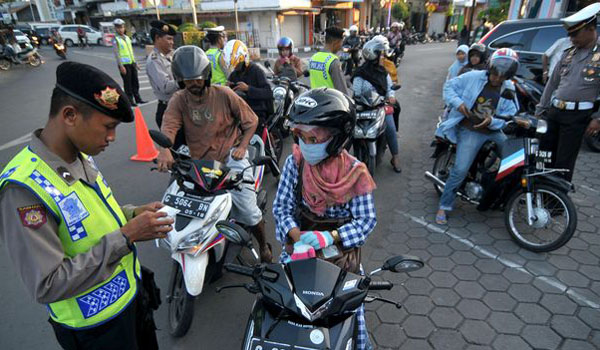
[468,0,476,44]
[28,0,37,22]
[190,0,197,25]
[234,0,239,38]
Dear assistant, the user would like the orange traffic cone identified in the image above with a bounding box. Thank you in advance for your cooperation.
[130,107,159,162]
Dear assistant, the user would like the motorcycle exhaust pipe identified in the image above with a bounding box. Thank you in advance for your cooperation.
[424,171,479,205]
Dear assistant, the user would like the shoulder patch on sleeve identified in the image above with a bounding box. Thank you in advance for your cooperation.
[17,204,47,229]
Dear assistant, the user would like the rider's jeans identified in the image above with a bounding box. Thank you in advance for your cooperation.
[385,114,399,155]
[226,149,263,226]
[439,125,506,211]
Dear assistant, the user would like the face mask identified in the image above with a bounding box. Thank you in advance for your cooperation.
[299,138,331,165]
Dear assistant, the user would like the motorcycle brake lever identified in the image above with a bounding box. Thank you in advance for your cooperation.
[364,294,402,309]
[215,283,248,293]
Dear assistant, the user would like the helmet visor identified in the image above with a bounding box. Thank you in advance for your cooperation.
[490,57,518,78]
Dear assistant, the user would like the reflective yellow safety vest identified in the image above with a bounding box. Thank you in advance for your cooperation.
[115,35,135,65]
[206,48,227,86]
[0,147,140,329]
[309,52,338,89]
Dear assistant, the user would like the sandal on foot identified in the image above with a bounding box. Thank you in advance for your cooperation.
[435,213,447,225]
[390,159,402,173]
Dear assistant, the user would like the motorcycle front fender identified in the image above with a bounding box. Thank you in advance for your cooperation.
[172,251,209,296]
[535,173,574,193]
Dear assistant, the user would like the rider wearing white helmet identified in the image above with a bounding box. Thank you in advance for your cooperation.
[343,24,362,75]
[224,39,274,126]
[112,18,146,106]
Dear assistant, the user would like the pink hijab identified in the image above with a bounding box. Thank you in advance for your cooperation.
[291,127,376,216]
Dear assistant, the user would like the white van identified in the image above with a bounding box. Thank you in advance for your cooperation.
[58,24,104,47]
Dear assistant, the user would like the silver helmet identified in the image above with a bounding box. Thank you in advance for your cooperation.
[171,45,212,84]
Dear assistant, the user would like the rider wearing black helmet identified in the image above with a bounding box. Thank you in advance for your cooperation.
[458,43,488,75]
[157,45,273,263]
[273,87,377,350]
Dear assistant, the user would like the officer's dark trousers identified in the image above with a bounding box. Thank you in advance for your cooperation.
[156,100,186,150]
[540,107,593,182]
[121,63,142,104]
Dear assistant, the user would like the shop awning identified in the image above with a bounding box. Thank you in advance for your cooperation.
[279,8,321,15]
[322,2,355,9]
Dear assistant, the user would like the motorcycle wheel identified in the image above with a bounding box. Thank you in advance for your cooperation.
[584,132,600,152]
[432,149,455,196]
[505,184,577,252]
[0,59,10,71]
[168,261,195,337]
[28,55,42,67]
[366,154,376,175]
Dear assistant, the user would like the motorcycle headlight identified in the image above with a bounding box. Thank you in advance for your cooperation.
[273,86,286,100]
[177,199,227,252]
[536,119,548,134]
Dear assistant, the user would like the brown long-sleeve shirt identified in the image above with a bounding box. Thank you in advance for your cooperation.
[0,130,136,304]
[161,86,259,162]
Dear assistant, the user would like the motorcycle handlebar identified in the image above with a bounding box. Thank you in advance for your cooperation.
[369,280,394,290]
[224,263,254,277]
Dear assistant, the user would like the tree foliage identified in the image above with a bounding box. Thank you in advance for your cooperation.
[391,2,410,21]
[477,0,510,25]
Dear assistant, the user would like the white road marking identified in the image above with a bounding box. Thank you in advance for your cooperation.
[396,209,600,309]
[139,87,153,91]
[72,50,145,63]
[137,99,158,107]
[0,133,32,152]
[580,184,600,194]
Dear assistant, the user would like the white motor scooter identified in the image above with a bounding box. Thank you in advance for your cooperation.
[149,130,272,337]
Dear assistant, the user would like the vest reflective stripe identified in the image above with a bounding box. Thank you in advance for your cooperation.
[0,148,139,329]
[206,48,227,85]
[115,36,135,64]
[309,52,338,89]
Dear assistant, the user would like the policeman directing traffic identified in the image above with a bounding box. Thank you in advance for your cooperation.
[0,62,173,350]
[205,26,229,86]
[536,2,600,182]
[113,18,146,106]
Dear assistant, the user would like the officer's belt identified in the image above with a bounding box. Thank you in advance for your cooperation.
[552,98,594,111]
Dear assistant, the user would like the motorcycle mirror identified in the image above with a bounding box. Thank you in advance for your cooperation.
[370,255,424,275]
[149,130,173,149]
[264,61,271,69]
[383,255,424,273]
[216,220,252,246]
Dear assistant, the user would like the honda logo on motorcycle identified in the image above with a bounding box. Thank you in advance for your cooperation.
[295,97,318,109]
[302,290,325,297]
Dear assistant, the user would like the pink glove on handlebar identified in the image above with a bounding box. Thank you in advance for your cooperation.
[290,242,316,261]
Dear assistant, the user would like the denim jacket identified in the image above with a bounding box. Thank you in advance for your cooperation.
[437,70,519,143]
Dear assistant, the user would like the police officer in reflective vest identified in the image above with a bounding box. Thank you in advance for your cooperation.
[0,62,174,350]
[309,26,350,95]
[112,18,146,106]
[536,3,600,182]
[205,26,229,86]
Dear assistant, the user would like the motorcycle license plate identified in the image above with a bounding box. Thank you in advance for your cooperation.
[250,338,318,350]
[535,150,553,164]
[163,194,212,219]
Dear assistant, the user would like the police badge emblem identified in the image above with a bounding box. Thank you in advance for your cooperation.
[18,205,47,229]
[94,87,120,110]
[58,192,90,227]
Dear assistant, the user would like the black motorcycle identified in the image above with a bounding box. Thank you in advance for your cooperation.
[340,44,361,76]
[133,32,152,48]
[215,220,424,350]
[426,113,578,252]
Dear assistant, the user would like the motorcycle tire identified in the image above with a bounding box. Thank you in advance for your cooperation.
[168,261,195,337]
[28,55,42,67]
[584,133,600,152]
[366,154,376,175]
[504,184,577,252]
[432,149,455,196]
[0,59,10,71]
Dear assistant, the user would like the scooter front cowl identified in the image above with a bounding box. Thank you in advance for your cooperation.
[172,251,209,296]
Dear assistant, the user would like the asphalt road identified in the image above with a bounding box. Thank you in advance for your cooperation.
[0,43,599,350]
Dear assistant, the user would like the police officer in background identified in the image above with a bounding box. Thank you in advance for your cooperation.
[146,20,185,150]
[113,19,146,106]
[536,2,600,182]
[0,62,173,350]
[205,26,229,86]
[308,26,350,95]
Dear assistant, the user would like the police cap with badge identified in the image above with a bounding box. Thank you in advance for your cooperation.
[55,61,134,122]
[562,2,600,35]
[150,20,177,38]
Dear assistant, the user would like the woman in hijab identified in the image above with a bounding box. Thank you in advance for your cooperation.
[447,44,470,81]
[352,35,402,173]
[458,43,488,75]
[272,88,377,350]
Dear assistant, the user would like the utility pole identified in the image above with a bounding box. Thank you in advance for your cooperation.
[234,0,239,38]
[190,0,197,25]
[28,0,37,22]
[467,0,476,44]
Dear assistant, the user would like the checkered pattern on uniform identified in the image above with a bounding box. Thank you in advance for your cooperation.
[273,155,377,261]
[29,170,88,241]
[0,166,18,181]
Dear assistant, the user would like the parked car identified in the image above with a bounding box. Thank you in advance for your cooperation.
[480,19,600,84]
[58,25,104,47]
[12,30,31,49]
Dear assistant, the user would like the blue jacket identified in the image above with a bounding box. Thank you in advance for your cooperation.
[437,70,519,144]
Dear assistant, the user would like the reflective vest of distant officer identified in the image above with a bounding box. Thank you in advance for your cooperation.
[308,26,350,95]
[112,18,146,106]
[205,26,229,86]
